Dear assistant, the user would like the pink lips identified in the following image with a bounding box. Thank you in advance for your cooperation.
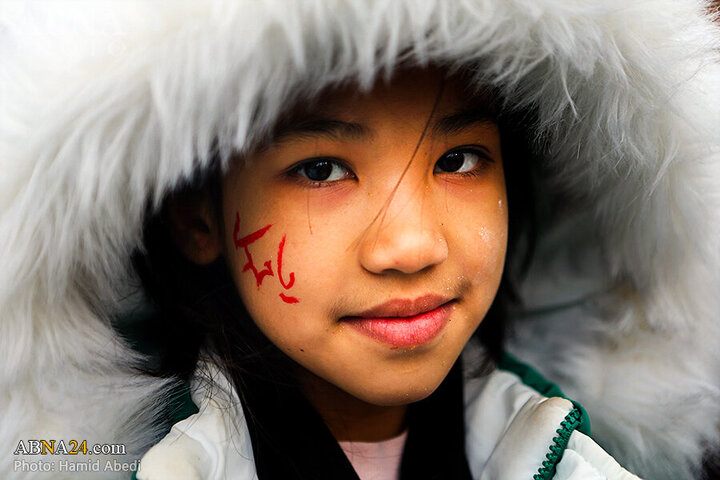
[341,295,454,348]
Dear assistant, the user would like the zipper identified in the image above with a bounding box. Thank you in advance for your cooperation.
[533,406,583,480]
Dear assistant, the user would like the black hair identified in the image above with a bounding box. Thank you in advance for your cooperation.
[130,164,299,386]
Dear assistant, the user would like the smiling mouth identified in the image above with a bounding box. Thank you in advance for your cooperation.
[340,295,456,348]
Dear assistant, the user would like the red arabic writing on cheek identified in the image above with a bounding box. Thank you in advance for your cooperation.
[277,234,299,303]
[232,212,300,304]
[277,235,295,289]
[279,293,299,304]
[233,212,274,287]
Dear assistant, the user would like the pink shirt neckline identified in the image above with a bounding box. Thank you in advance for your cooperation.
[338,429,409,480]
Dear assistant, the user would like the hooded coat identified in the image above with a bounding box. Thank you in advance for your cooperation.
[1,1,719,479]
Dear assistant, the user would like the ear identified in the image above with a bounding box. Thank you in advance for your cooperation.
[165,191,223,265]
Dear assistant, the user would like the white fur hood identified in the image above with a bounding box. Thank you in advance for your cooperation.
[1,1,719,479]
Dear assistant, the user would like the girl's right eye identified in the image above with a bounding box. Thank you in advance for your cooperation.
[291,158,354,185]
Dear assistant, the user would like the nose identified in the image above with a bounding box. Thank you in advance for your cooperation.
[358,187,449,275]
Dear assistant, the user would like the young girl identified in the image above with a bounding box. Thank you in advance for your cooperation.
[1,1,719,479]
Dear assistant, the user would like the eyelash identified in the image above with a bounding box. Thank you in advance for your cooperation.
[287,146,492,187]
[286,157,356,188]
[434,146,493,178]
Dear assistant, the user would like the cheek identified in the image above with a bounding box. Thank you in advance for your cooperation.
[476,199,508,264]
[224,210,348,351]
[224,211,298,314]
[229,231,306,354]
[453,195,508,289]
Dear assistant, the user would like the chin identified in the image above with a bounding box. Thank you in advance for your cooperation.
[350,375,446,406]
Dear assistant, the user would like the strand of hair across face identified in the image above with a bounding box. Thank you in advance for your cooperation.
[349,79,447,253]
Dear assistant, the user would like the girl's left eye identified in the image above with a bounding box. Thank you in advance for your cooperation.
[433,149,489,174]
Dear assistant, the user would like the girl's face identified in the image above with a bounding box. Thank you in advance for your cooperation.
[222,69,507,407]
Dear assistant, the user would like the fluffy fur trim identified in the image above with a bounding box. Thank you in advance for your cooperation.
[1,1,719,478]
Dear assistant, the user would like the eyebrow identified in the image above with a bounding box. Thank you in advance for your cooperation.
[270,117,373,144]
[262,105,496,150]
[432,107,497,136]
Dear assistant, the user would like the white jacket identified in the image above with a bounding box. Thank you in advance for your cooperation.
[1,1,719,479]
[136,351,641,480]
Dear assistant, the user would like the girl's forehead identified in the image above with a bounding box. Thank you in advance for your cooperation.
[272,67,497,138]
[244,68,498,161]
[320,67,486,113]
[329,68,445,102]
